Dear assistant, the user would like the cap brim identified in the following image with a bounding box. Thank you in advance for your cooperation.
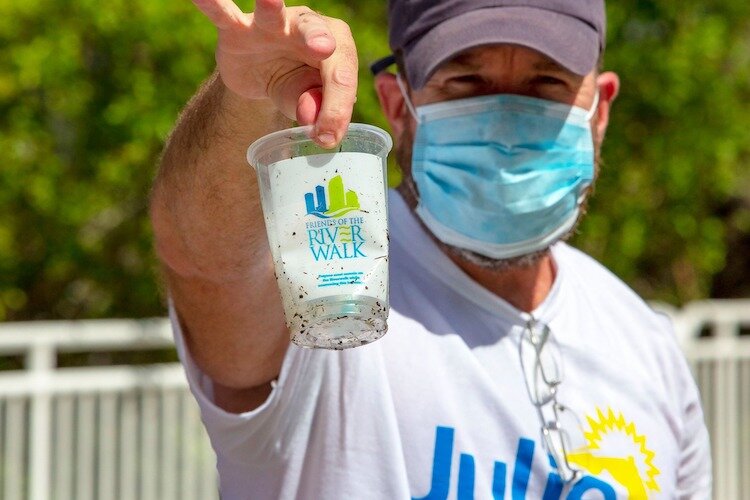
[404,6,600,89]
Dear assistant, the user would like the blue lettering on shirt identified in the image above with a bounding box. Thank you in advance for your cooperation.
[413,426,620,499]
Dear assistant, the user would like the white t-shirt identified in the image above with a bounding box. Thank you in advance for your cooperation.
[171,191,711,499]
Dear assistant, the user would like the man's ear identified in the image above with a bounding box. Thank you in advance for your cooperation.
[594,71,620,141]
[375,73,411,139]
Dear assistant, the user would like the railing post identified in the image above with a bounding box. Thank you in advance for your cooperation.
[27,341,55,500]
[715,321,739,500]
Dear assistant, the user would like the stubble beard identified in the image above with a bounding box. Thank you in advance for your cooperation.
[395,125,601,271]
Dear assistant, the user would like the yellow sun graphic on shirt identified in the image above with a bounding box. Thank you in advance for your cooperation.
[566,407,660,499]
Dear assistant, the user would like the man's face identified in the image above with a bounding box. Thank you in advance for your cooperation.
[390,44,615,269]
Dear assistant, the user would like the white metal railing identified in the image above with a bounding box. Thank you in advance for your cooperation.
[0,319,218,500]
[653,300,750,500]
[0,301,748,500]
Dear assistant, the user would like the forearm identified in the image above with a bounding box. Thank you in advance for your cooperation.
[152,72,290,281]
[151,72,292,392]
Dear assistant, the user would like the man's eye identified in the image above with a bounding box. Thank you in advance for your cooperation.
[534,75,566,86]
[447,74,484,86]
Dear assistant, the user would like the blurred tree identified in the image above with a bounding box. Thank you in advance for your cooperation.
[0,0,748,321]
[579,0,750,303]
[0,0,217,320]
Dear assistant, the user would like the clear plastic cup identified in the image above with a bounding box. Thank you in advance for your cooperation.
[247,123,393,350]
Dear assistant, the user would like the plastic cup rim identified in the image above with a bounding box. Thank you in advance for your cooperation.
[246,122,393,170]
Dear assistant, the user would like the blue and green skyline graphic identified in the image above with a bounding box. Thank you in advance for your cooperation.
[304,175,360,219]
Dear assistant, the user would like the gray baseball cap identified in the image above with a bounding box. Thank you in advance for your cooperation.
[387,0,606,89]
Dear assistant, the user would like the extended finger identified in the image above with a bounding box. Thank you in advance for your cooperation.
[253,0,287,31]
[313,21,358,147]
[192,0,246,30]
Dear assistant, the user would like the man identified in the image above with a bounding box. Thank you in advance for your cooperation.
[150,0,712,497]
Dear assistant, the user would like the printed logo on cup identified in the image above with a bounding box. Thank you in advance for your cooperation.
[304,175,367,262]
[304,175,360,219]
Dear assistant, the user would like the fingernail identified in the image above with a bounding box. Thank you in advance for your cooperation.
[317,133,336,147]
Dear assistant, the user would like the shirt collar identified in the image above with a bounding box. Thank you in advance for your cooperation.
[388,189,566,325]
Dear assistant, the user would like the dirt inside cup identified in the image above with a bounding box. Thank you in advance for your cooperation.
[247,124,393,349]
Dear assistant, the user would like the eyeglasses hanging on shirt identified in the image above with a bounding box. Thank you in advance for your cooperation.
[519,317,589,485]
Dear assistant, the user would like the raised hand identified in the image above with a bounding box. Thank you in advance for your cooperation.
[192,0,358,147]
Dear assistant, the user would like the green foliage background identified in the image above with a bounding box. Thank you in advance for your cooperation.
[1,0,748,321]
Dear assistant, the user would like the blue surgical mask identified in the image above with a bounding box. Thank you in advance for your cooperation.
[399,77,598,260]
